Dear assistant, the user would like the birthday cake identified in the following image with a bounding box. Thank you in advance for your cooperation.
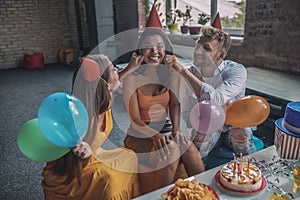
[219,158,262,192]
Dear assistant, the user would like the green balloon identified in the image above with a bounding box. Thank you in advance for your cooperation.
[17,118,70,162]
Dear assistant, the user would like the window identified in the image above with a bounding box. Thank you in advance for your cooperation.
[161,0,246,35]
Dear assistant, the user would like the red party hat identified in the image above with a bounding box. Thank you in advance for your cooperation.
[211,12,222,30]
[81,57,100,82]
[145,1,162,29]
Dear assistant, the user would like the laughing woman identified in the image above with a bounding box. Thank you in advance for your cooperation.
[122,28,205,194]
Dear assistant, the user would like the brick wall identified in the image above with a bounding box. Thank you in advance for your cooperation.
[2,0,300,74]
[137,0,147,28]
[228,0,300,75]
[0,0,80,69]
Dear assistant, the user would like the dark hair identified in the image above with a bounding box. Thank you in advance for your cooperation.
[136,28,174,55]
[48,54,112,185]
[135,28,174,90]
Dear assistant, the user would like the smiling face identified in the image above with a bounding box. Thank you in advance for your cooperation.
[193,37,221,69]
[107,62,120,92]
[140,35,166,66]
[193,26,230,72]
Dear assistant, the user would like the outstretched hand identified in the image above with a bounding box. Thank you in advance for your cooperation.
[72,141,92,160]
[163,54,185,72]
[127,52,144,71]
[118,52,145,81]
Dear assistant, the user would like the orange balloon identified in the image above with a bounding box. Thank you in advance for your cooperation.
[225,95,270,128]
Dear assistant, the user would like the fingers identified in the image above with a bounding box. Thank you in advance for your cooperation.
[132,52,138,58]
[138,56,144,65]
[72,141,92,159]
[171,132,191,152]
[181,133,191,145]
[156,143,166,161]
[72,141,82,153]
[131,52,144,66]
[154,137,170,160]
[132,52,143,59]
[164,55,185,73]
[163,55,175,65]
[162,136,171,155]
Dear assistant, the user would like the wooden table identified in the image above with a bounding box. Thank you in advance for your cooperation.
[133,146,300,200]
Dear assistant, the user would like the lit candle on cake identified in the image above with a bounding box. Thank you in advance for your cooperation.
[240,153,242,164]
[233,153,236,177]
[239,153,243,176]
[247,157,251,176]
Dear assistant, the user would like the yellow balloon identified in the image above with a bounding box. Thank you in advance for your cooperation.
[225,95,270,128]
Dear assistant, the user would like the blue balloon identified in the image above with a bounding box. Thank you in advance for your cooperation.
[38,92,88,148]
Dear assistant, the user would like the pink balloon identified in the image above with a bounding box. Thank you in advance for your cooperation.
[189,100,225,134]
[81,58,100,82]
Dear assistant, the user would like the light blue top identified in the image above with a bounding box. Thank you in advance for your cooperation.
[180,60,249,157]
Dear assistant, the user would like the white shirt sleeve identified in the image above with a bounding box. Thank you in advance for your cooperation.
[198,61,247,106]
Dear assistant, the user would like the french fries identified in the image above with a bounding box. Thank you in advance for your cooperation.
[161,179,218,200]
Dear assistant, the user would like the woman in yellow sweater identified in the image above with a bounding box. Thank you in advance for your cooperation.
[41,54,141,200]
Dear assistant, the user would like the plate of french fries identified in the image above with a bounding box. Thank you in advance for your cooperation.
[161,178,219,200]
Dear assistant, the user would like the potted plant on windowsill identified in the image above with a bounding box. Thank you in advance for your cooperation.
[166,0,179,33]
[176,6,193,34]
[189,12,211,35]
[198,13,210,26]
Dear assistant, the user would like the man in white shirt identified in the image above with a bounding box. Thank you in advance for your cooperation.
[164,25,257,169]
